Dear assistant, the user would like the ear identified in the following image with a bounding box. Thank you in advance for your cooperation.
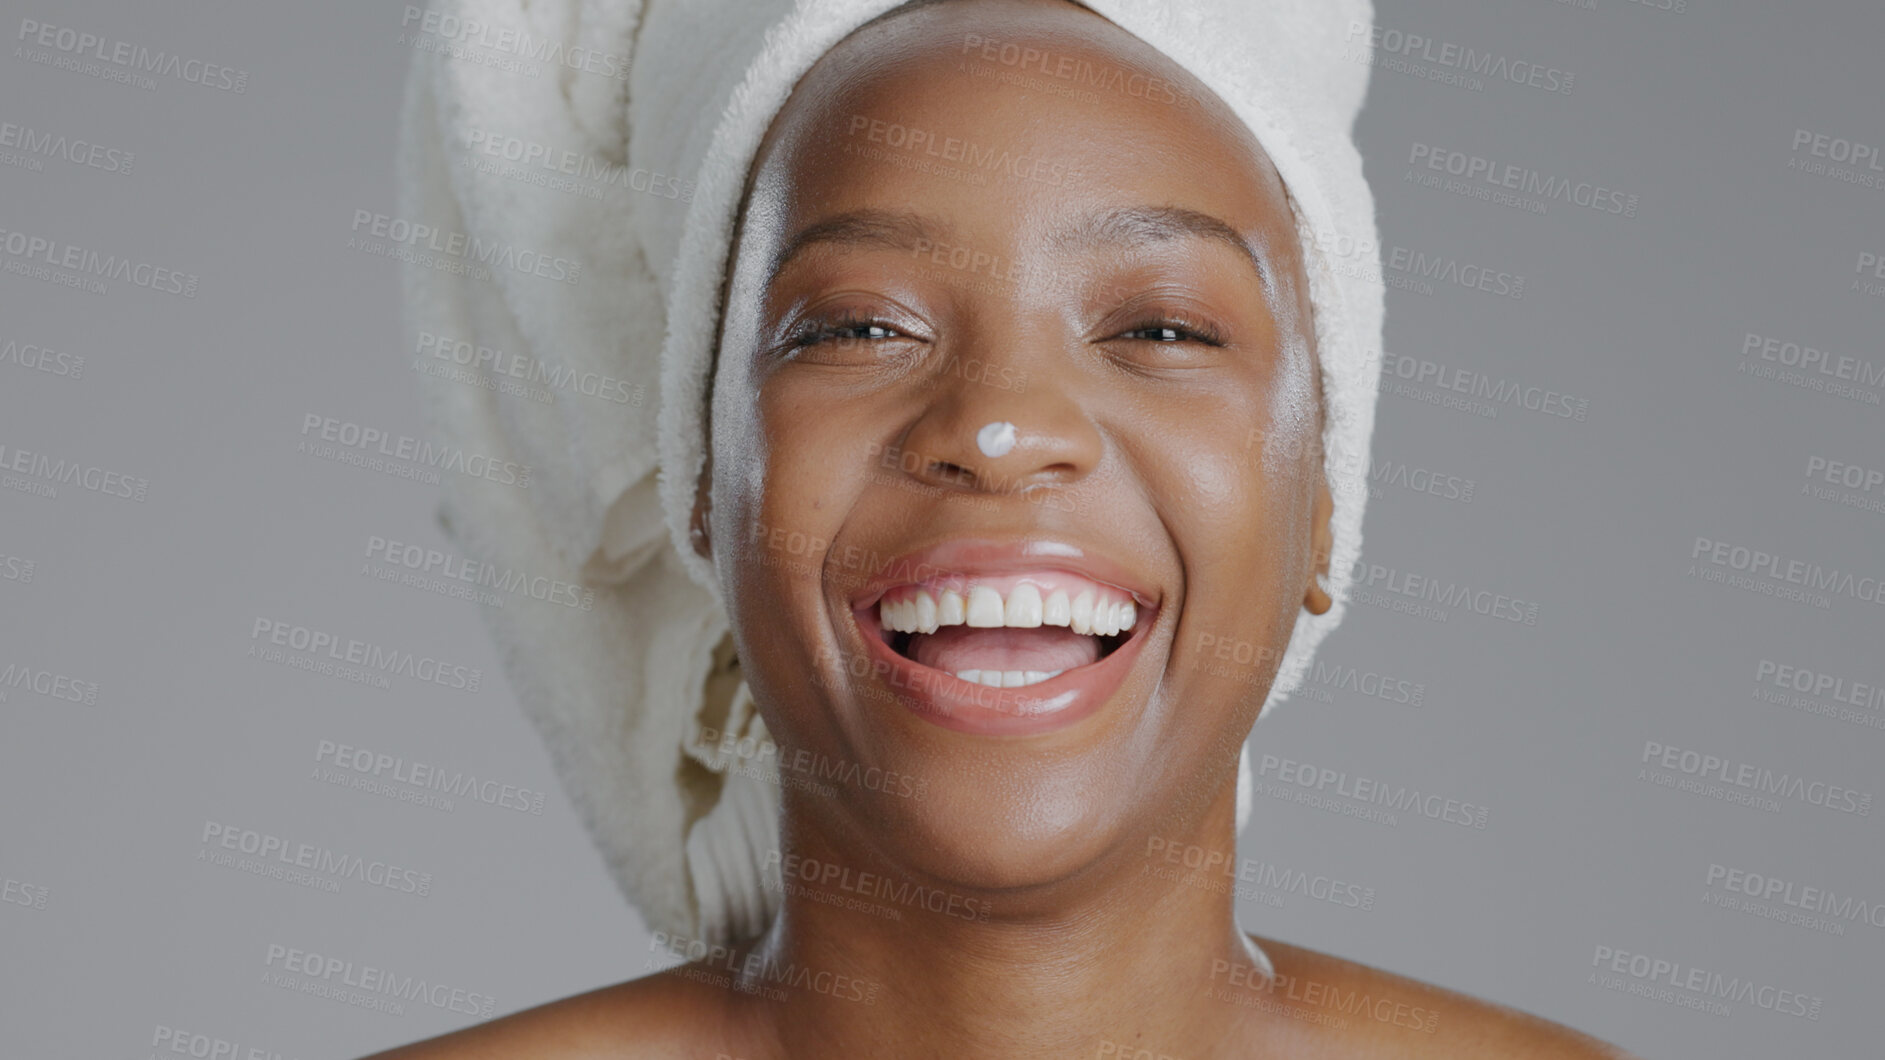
[1303,471,1333,616]
[689,447,714,562]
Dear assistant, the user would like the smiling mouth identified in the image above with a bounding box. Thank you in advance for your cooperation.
[865,573,1143,689]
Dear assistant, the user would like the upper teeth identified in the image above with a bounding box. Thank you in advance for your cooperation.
[878,583,1137,637]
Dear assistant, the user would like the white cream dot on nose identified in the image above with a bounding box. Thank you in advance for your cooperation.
[977,421,1017,458]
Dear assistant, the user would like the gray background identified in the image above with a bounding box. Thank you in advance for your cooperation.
[2,1,1880,1057]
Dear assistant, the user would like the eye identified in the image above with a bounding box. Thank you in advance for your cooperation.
[791,312,908,349]
[1116,317,1226,346]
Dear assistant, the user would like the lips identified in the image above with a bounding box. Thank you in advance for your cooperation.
[841,537,1163,736]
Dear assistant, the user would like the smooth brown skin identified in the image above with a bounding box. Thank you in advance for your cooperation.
[366,2,1639,1057]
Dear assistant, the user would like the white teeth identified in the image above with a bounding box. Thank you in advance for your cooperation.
[1044,589,1071,626]
[953,669,1063,687]
[1005,583,1043,627]
[879,581,1140,636]
[1070,589,1096,635]
[937,588,965,626]
[965,585,1006,627]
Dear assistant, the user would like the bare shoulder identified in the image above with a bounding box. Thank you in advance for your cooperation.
[1252,935,1647,1060]
[355,966,740,1060]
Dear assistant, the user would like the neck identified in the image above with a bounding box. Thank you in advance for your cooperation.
[733,793,1271,1059]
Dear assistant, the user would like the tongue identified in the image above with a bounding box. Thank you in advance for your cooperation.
[909,625,1101,673]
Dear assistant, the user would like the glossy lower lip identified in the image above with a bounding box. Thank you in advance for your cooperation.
[847,598,1160,736]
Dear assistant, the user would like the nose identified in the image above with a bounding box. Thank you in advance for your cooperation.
[892,362,1104,501]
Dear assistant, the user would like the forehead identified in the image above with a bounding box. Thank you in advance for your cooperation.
[743,0,1301,272]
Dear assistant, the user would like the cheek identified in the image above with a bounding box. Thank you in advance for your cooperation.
[719,382,877,598]
[1145,361,1319,622]
[1263,338,1321,473]
[751,381,872,513]
[1150,354,1319,528]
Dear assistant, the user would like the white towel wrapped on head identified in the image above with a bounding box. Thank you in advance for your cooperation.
[398,0,1384,950]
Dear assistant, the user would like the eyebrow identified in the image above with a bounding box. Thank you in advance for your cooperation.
[767,205,1274,292]
[1054,205,1276,293]
[768,210,947,287]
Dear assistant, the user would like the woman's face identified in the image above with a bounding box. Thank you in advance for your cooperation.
[700,0,1332,893]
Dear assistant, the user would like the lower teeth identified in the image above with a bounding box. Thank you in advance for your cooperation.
[952,669,1063,688]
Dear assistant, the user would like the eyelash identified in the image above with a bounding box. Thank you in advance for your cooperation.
[789,310,909,348]
[790,312,1225,348]
[1118,316,1226,346]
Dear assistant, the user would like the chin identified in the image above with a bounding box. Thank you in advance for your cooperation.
[830,759,1138,896]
